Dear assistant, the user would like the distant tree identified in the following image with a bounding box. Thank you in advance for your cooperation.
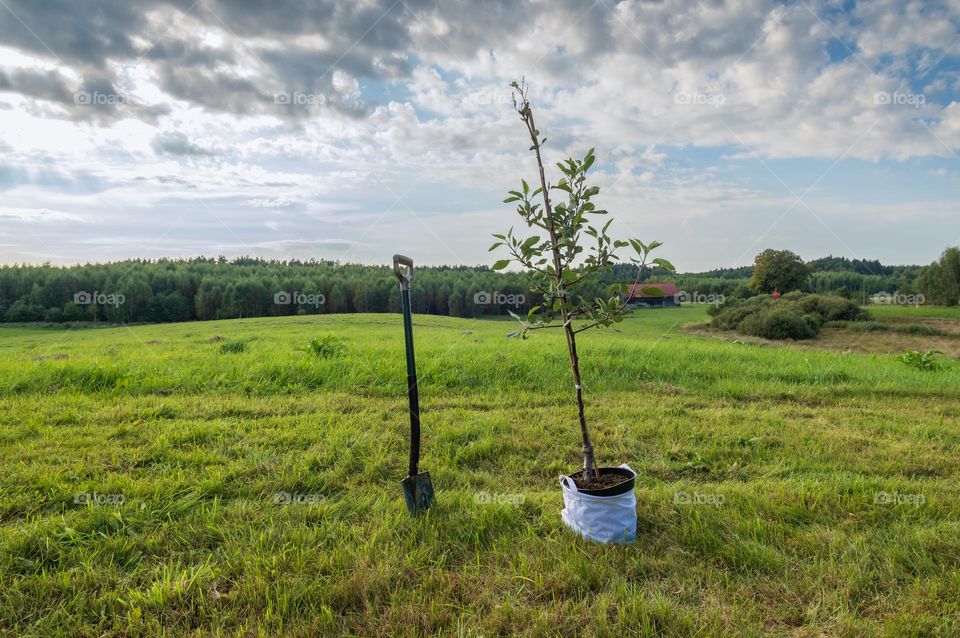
[0,253,925,324]
[448,283,467,317]
[748,249,810,294]
[157,291,192,322]
[62,301,88,322]
[328,283,348,313]
[917,247,960,306]
[807,255,891,276]
[194,278,224,320]
[5,300,44,322]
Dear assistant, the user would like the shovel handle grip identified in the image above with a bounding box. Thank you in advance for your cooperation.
[393,254,413,289]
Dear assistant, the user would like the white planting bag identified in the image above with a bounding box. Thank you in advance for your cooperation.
[559,464,636,544]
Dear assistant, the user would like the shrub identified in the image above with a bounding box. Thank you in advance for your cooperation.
[708,295,771,330]
[739,306,819,340]
[306,335,345,358]
[898,350,943,371]
[710,293,871,340]
[43,307,65,323]
[5,301,45,323]
[781,291,869,321]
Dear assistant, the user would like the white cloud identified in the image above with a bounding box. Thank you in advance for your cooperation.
[0,207,84,223]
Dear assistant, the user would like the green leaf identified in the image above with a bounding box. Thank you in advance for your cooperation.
[488,242,503,252]
[503,196,521,203]
[652,257,676,272]
[492,259,511,270]
[521,236,541,250]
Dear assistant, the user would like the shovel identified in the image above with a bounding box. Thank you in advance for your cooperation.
[393,254,435,514]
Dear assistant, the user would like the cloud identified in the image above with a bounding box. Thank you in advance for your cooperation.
[0,207,84,222]
[0,68,74,103]
[151,130,215,156]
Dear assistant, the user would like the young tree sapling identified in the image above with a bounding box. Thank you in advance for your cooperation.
[491,79,674,486]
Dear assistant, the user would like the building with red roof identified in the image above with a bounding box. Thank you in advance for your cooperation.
[624,283,681,307]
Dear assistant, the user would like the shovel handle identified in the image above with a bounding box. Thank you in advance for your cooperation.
[394,253,420,477]
[393,254,413,290]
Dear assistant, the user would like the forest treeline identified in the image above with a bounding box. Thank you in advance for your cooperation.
[0,251,953,324]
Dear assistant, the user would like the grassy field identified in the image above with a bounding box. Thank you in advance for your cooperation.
[1,306,959,637]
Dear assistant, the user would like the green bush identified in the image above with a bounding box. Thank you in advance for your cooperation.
[5,301,45,323]
[708,295,771,330]
[43,307,65,323]
[781,291,869,321]
[739,307,819,340]
[898,349,943,371]
[709,293,871,340]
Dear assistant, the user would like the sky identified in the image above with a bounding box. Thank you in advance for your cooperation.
[0,0,958,272]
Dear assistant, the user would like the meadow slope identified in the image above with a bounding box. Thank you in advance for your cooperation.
[1,307,959,637]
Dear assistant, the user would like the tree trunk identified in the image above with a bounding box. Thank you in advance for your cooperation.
[564,322,596,477]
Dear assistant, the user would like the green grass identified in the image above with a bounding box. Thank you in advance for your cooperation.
[1,306,959,636]
[867,305,960,321]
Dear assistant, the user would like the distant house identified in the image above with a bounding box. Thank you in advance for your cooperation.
[624,283,681,308]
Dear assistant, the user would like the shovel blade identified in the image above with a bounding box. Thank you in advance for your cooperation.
[401,472,434,514]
